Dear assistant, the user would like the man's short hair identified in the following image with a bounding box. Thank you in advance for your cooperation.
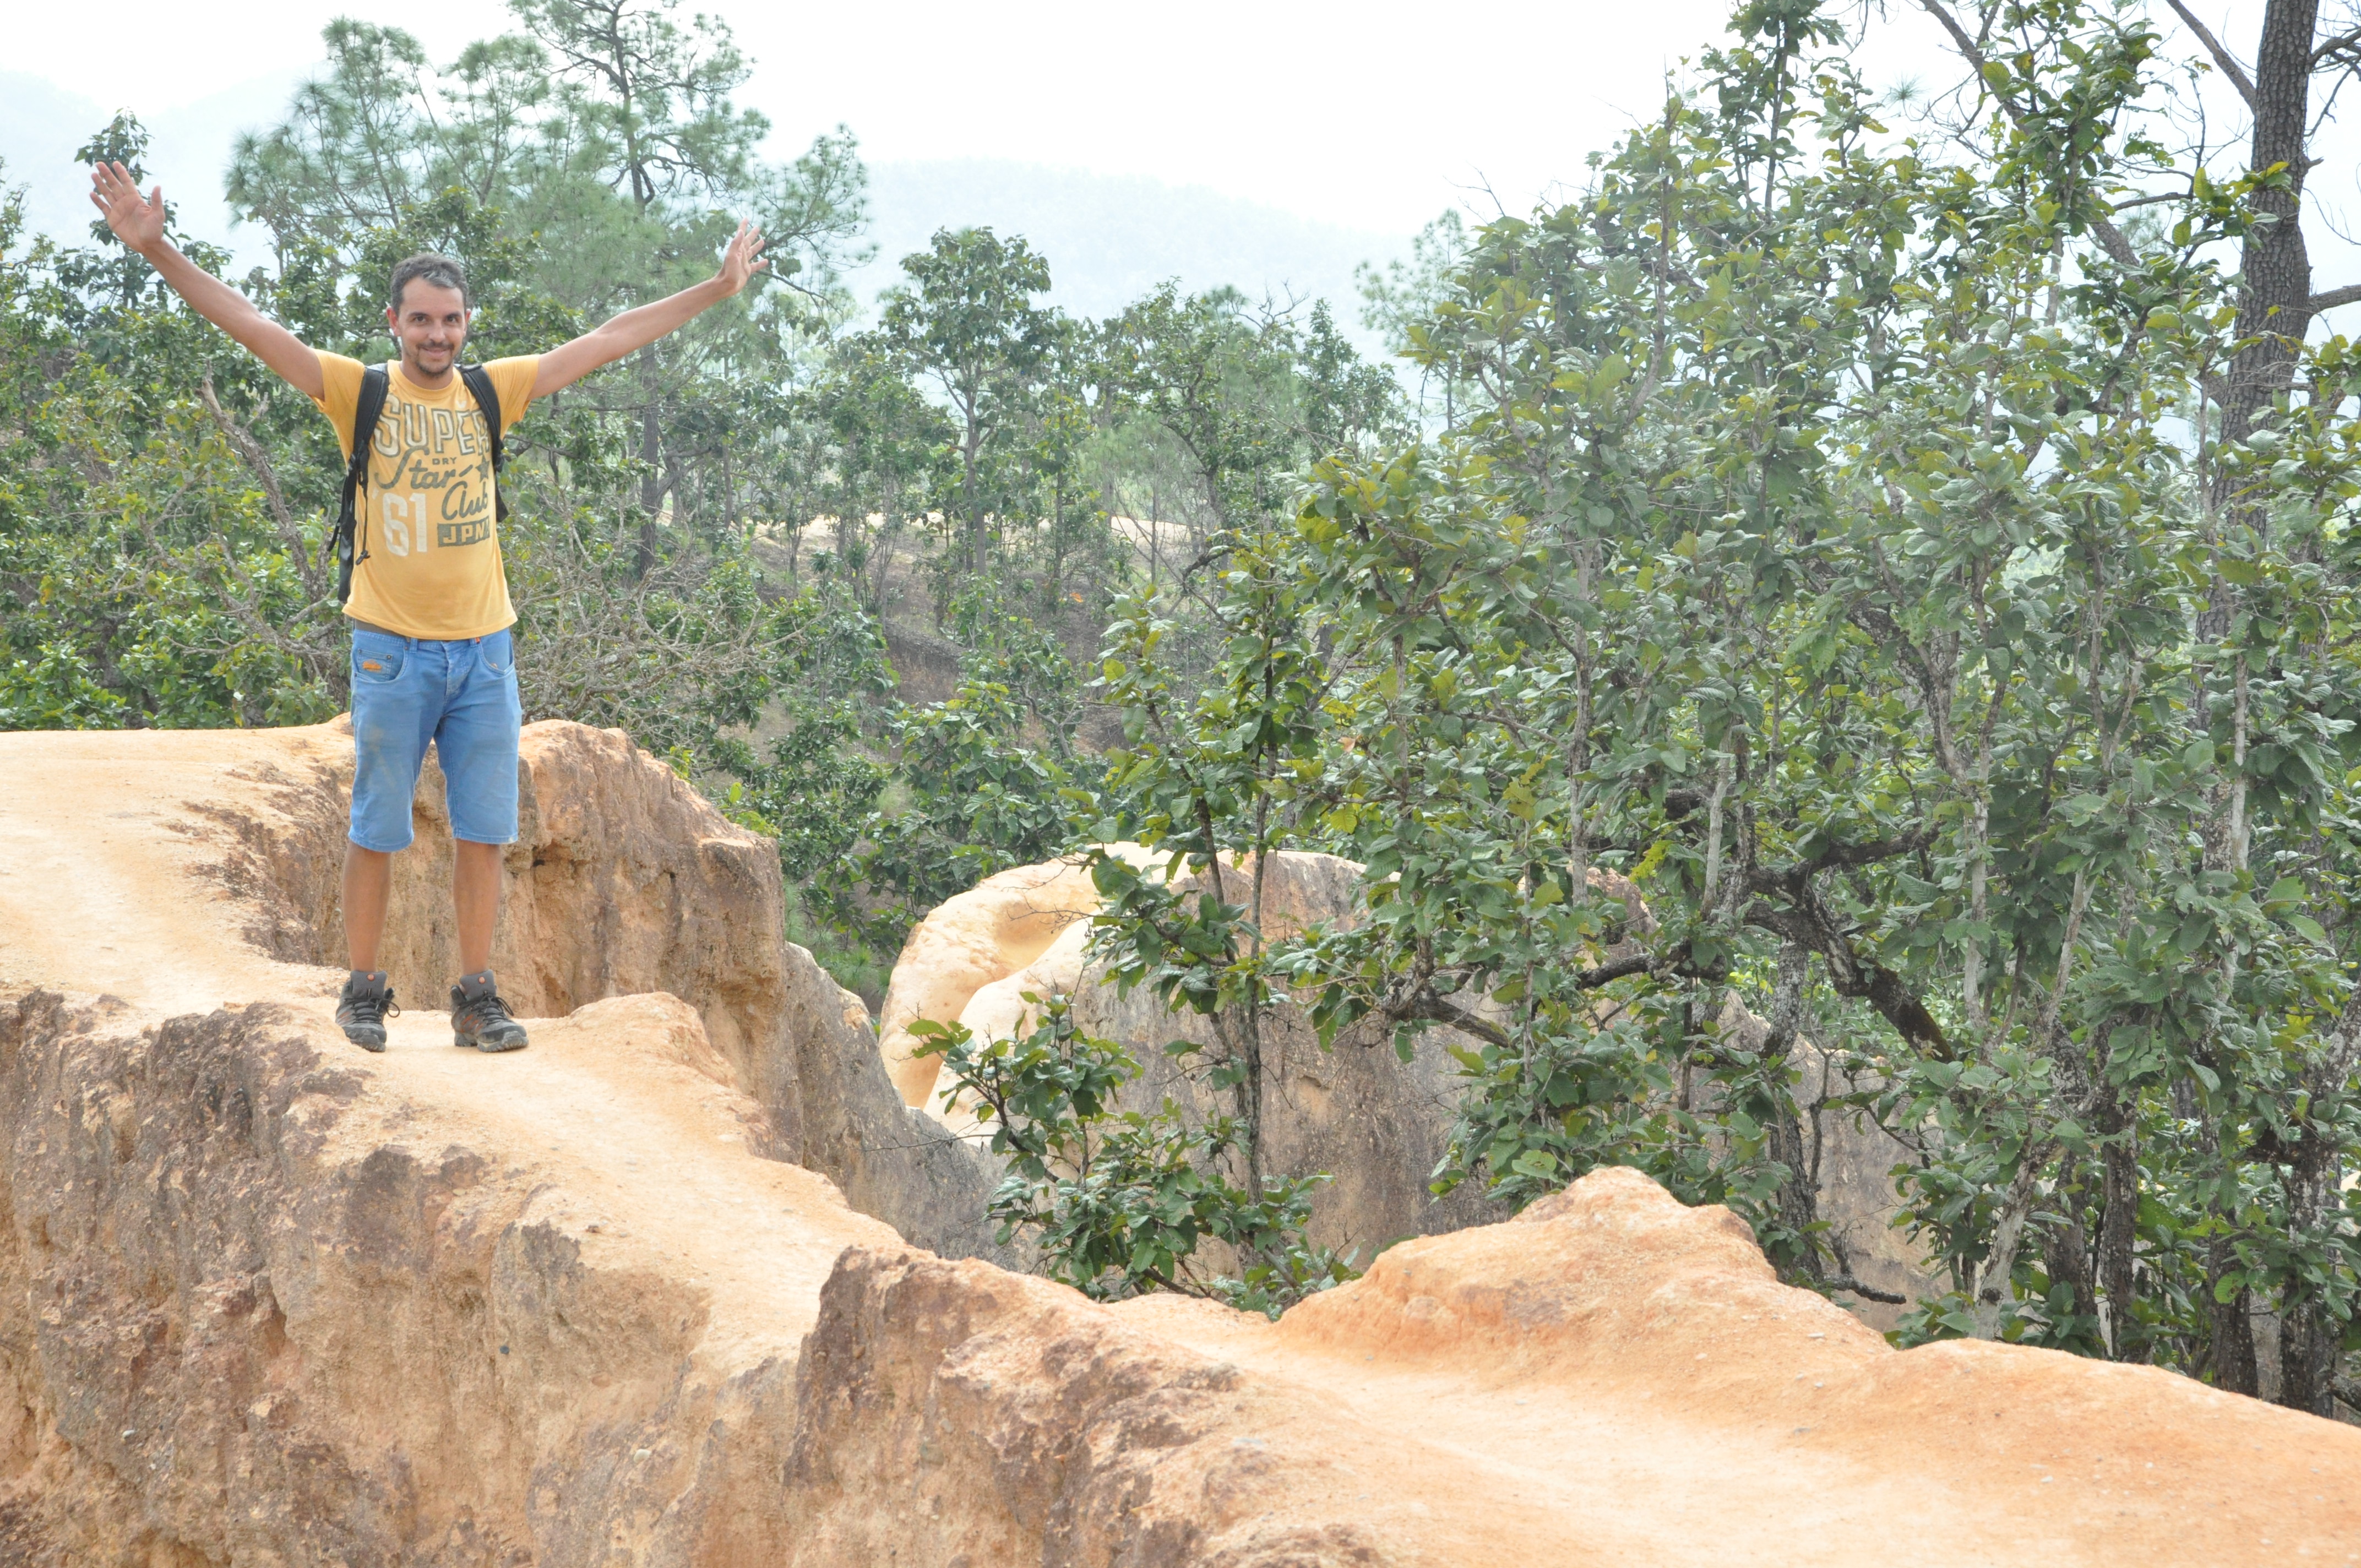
[389,253,470,312]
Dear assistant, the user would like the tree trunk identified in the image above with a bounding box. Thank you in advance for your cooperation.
[2279,997,2361,1414]
[962,413,987,578]
[2208,1233,2262,1396]
[636,349,667,577]
[2096,1094,2145,1361]
[2216,0,2320,498]
[2043,1209,2097,1341]
[1759,939,1825,1281]
[869,510,901,616]
[2278,1137,2343,1415]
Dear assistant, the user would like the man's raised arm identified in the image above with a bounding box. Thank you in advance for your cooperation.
[88,162,324,400]
[530,220,769,400]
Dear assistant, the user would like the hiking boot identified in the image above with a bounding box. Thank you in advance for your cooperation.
[336,971,398,1052]
[450,970,529,1053]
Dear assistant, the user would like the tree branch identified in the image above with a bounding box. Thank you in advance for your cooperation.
[1748,894,1952,1058]
[1404,994,1514,1050]
[2165,0,2260,108]
[1571,950,1664,988]
[2310,281,2361,314]
[2312,24,2361,71]
[1824,1275,1908,1305]
[1805,829,1938,874]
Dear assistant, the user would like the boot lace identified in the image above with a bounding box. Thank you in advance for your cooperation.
[343,986,399,1025]
[458,989,514,1027]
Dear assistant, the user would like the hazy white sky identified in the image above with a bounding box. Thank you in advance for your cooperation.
[15,0,2361,312]
[14,0,1753,233]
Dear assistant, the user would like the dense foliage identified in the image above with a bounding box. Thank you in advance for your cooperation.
[1065,0,2361,1409]
[912,997,1353,1315]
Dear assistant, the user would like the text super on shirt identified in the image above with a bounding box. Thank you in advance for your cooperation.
[311,351,539,640]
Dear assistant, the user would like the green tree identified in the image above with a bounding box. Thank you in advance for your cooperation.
[878,227,1059,577]
[1082,521,1334,1262]
[913,995,1351,1315]
[803,330,955,611]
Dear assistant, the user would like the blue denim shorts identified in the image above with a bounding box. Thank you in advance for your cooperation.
[348,626,523,851]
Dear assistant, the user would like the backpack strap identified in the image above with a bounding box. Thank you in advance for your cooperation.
[457,362,508,522]
[333,365,391,607]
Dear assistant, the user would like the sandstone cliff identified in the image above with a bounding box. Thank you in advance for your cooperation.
[96,719,1005,1261]
[0,721,2351,1564]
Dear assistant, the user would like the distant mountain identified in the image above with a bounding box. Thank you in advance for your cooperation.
[3,74,1412,344]
[1,74,119,251]
[0,69,303,273]
[850,159,1412,336]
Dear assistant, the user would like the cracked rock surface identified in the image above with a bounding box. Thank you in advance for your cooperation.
[0,720,2352,1565]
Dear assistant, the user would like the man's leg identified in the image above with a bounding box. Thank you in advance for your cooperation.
[343,842,394,971]
[440,629,528,1052]
[453,838,503,975]
[339,628,436,1050]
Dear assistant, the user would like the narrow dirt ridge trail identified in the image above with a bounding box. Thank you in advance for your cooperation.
[0,729,318,1015]
[0,728,898,1371]
[0,722,2355,1566]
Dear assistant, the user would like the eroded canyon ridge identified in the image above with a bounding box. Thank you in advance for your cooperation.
[0,719,2352,1565]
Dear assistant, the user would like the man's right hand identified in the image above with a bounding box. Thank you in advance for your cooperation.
[85,158,324,399]
[89,162,167,255]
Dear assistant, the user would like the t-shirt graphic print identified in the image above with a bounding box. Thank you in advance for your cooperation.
[312,351,540,641]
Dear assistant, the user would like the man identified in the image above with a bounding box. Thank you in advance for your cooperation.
[88,160,768,1053]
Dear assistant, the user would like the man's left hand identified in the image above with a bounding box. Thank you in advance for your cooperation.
[715,220,769,297]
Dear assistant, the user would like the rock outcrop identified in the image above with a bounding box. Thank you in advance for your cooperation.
[132,720,1006,1262]
[0,986,883,1565]
[0,721,2352,1564]
[875,851,1111,1108]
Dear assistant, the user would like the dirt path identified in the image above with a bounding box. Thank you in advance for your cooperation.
[0,729,324,1014]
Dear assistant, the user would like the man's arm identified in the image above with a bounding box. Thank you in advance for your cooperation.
[88,162,324,400]
[531,219,769,400]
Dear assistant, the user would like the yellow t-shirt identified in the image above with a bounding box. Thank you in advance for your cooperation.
[312,352,539,640]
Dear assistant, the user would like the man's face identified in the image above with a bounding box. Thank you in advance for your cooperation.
[385,280,469,380]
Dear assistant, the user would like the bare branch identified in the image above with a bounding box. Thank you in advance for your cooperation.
[2108,190,2195,212]
[2310,282,2361,314]
[2311,24,2361,71]
[2165,0,2260,108]
[1917,0,1995,83]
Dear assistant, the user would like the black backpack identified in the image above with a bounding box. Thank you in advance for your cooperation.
[332,362,508,606]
